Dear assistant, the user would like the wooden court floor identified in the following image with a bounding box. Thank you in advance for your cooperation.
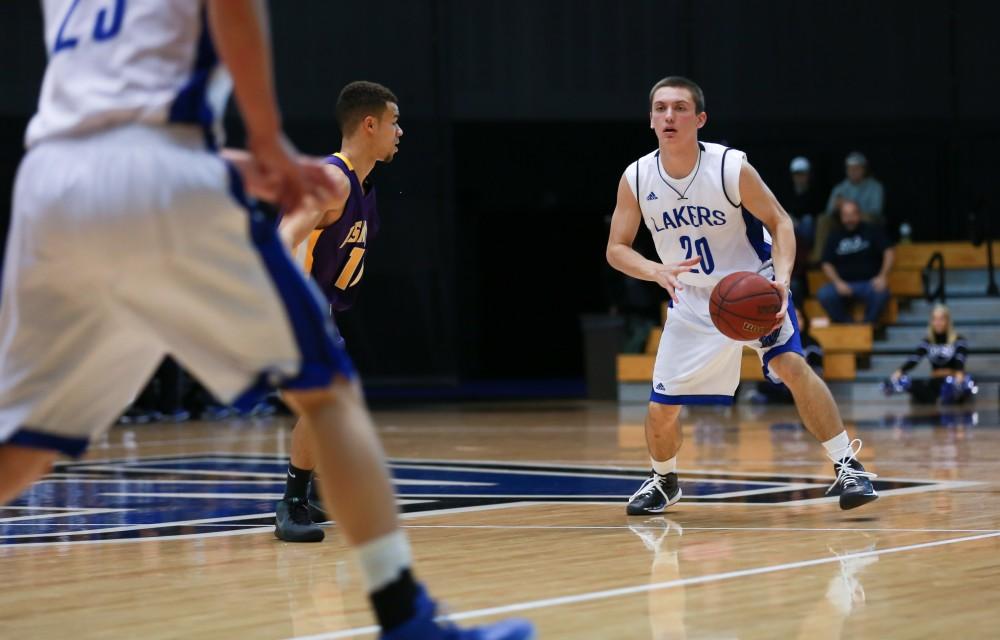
[2,395,999,638]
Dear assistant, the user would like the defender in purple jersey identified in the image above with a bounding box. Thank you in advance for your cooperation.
[274,81,400,543]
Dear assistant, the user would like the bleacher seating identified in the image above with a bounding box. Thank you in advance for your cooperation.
[803,297,897,324]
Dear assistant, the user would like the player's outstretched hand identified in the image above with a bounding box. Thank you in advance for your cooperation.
[220,148,279,201]
[769,280,789,331]
[223,148,347,214]
[247,133,337,212]
[649,256,701,305]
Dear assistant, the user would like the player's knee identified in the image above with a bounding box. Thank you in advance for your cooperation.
[283,375,361,414]
[769,353,810,384]
[647,402,681,427]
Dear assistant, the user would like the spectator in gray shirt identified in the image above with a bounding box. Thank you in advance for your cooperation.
[825,151,884,222]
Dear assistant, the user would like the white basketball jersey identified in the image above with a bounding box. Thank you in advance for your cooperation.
[624,142,773,288]
[26,0,232,148]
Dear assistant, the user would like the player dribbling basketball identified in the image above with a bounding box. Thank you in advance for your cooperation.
[606,76,878,515]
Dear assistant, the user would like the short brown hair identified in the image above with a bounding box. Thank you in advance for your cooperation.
[648,76,705,114]
[335,81,398,133]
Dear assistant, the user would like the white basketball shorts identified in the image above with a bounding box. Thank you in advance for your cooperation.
[650,285,803,405]
[0,124,352,456]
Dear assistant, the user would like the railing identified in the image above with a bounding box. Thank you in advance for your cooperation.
[921,251,946,303]
[969,209,999,296]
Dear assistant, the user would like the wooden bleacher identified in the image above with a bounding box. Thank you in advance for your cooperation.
[807,241,985,299]
[807,270,921,298]
[803,296,898,324]
[893,242,989,270]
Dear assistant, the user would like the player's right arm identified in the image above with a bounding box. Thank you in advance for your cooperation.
[278,166,352,250]
[208,0,334,212]
[606,174,699,304]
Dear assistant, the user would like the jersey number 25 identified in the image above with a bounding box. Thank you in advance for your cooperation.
[54,0,126,54]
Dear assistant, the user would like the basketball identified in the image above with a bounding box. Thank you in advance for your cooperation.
[709,272,782,341]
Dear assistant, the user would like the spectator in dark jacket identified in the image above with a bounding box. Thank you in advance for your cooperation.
[817,200,895,325]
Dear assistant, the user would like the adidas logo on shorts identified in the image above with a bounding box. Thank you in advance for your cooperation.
[646,192,659,201]
[655,383,666,391]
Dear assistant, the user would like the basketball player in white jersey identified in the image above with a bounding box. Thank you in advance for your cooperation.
[607,77,877,514]
[0,2,532,639]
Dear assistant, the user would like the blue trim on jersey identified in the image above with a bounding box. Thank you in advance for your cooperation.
[6,427,89,458]
[224,163,355,399]
[742,208,771,263]
[720,148,741,208]
[760,297,805,384]
[650,391,734,406]
[168,8,219,149]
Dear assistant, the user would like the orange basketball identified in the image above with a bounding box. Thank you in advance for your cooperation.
[709,272,781,341]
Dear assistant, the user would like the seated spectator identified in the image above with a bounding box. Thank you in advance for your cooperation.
[883,305,977,404]
[785,156,825,300]
[825,151,885,223]
[786,156,825,240]
[817,200,895,325]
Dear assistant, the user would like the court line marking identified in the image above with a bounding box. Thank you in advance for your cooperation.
[83,457,801,489]
[87,432,280,450]
[66,465,284,479]
[286,530,1000,640]
[0,502,532,547]
[389,463,791,486]
[6,524,1000,534]
[377,457,982,485]
[58,452,984,487]
[0,526,276,548]
[401,524,1000,534]
[0,508,125,523]
[38,478,285,485]
[0,523,272,527]
[0,512,274,540]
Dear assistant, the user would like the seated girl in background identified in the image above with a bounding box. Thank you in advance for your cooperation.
[884,304,977,404]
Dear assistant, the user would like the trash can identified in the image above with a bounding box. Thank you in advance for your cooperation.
[580,314,625,401]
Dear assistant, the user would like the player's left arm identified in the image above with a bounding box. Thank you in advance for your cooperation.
[739,161,796,327]
[872,227,895,292]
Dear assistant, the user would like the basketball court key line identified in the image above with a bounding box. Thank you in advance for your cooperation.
[285,530,1000,640]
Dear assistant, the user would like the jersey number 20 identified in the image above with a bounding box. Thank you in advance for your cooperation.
[679,235,715,274]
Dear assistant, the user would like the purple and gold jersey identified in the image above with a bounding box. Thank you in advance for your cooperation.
[294,153,379,311]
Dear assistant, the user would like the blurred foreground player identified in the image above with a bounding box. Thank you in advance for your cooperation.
[606,76,877,514]
[0,2,532,638]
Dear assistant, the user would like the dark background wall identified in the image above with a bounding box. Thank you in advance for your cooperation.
[2,0,998,392]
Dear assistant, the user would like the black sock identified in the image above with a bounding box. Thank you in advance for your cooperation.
[370,569,420,631]
[284,463,312,501]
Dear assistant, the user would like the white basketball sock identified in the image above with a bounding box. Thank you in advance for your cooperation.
[651,456,677,476]
[357,530,413,593]
[822,431,852,462]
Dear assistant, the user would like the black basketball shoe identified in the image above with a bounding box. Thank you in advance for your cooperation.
[274,497,325,542]
[627,472,682,515]
[827,456,878,510]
